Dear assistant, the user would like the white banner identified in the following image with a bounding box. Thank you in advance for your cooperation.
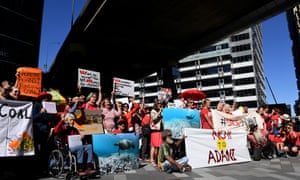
[185,128,251,168]
[0,100,34,157]
[211,109,264,132]
[78,68,101,89]
[212,109,248,131]
[113,77,135,97]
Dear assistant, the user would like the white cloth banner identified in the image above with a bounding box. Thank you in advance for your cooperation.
[0,100,34,157]
[212,109,264,132]
[212,109,248,131]
[185,128,251,168]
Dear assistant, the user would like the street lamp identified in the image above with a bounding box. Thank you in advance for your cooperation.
[71,0,75,27]
[44,42,60,72]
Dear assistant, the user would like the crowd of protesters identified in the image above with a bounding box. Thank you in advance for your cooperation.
[1,77,300,177]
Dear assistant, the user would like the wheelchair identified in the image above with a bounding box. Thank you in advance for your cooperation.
[48,138,78,180]
[48,137,99,180]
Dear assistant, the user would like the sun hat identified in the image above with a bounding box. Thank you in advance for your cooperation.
[37,91,52,100]
[281,114,291,121]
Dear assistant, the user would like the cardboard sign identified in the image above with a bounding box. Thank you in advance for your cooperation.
[16,67,42,98]
[74,109,104,135]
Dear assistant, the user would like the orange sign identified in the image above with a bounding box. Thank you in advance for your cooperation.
[16,67,42,98]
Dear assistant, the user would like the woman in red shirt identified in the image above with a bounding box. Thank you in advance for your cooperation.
[200,98,214,129]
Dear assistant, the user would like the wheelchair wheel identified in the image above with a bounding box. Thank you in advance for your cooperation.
[48,149,64,177]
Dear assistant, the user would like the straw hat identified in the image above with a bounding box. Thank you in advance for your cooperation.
[281,114,291,121]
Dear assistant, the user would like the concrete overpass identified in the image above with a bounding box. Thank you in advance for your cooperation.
[46,0,300,96]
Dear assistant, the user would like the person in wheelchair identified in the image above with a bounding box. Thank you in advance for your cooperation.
[53,112,96,176]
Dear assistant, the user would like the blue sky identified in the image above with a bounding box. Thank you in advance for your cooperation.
[38,1,298,116]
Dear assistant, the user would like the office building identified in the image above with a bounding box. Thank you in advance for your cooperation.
[287,5,300,115]
[135,25,266,109]
[0,0,44,82]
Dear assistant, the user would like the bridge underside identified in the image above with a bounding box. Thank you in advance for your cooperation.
[47,0,300,96]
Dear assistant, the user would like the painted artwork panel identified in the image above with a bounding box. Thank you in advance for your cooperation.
[92,133,139,175]
[162,108,200,139]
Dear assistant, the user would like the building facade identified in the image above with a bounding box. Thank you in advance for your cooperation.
[0,0,44,83]
[135,25,266,109]
[287,5,300,115]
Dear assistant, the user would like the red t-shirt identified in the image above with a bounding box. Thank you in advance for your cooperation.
[200,107,213,129]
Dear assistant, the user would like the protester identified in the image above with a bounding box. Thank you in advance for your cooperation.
[123,96,140,132]
[200,98,214,129]
[32,91,59,172]
[4,86,20,100]
[112,119,128,134]
[101,96,122,133]
[247,124,276,160]
[53,112,96,175]
[139,105,152,161]
[149,100,164,166]
[157,129,191,173]
[283,122,300,157]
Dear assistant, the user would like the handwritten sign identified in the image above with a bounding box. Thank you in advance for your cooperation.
[185,128,251,168]
[16,67,42,97]
[113,77,134,97]
[78,68,100,89]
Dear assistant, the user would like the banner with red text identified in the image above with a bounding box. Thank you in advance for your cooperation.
[78,68,101,89]
[185,128,251,168]
[113,77,135,97]
[212,109,247,131]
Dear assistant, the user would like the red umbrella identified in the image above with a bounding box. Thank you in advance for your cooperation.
[179,89,206,101]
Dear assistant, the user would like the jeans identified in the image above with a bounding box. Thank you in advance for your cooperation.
[161,156,189,172]
[70,144,93,164]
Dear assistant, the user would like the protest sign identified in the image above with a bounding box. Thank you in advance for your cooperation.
[185,128,251,168]
[16,67,42,98]
[113,77,134,97]
[78,68,100,89]
[74,109,104,135]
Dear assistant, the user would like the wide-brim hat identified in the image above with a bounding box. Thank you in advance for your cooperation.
[37,91,52,100]
[281,114,291,121]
